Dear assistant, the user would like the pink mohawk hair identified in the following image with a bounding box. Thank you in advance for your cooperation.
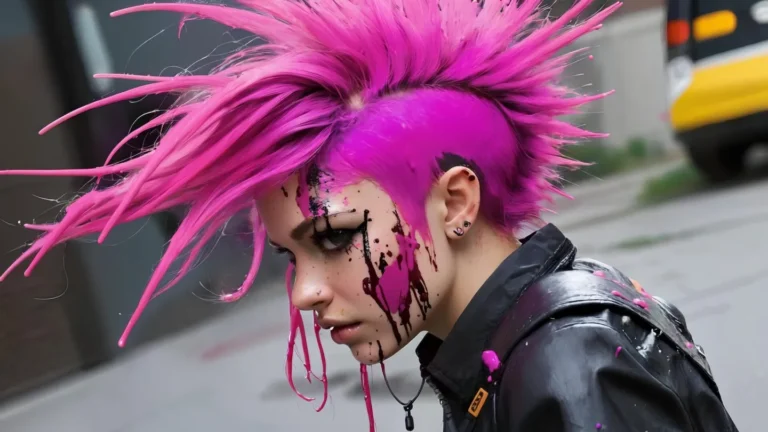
[0,0,620,350]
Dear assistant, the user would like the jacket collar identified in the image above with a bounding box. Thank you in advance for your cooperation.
[415,223,576,401]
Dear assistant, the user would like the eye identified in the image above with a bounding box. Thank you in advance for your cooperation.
[311,227,360,252]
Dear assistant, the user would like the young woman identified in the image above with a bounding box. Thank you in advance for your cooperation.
[0,0,739,431]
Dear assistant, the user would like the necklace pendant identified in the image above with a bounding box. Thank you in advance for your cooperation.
[404,404,415,431]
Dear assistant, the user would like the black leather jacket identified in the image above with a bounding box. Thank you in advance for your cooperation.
[416,224,738,432]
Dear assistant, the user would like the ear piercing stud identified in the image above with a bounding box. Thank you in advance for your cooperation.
[453,221,471,237]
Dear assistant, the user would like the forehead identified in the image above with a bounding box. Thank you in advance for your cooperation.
[257,175,305,233]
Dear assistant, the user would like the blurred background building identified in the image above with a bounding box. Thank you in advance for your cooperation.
[1,0,289,402]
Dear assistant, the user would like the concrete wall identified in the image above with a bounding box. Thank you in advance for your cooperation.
[563,7,675,149]
[1,0,289,376]
[0,0,85,398]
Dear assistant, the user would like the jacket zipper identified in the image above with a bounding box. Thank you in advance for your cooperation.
[426,377,453,422]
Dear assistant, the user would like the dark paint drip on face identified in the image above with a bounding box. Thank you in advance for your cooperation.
[424,245,438,272]
[301,166,344,245]
[359,208,432,346]
[377,253,388,273]
[361,209,402,344]
[306,164,333,217]
[375,341,389,409]
[376,339,385,363]
[391,210,432,332]
[296,164,335,219]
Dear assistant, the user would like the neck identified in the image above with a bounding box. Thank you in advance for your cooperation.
[427,226,520,339]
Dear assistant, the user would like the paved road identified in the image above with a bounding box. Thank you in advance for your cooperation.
[1,170,765,432]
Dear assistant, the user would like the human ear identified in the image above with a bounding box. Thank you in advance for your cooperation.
[436,166,480,239]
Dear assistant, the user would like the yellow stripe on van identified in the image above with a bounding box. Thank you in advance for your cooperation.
[670,53,768,131]
[693,10,737,41]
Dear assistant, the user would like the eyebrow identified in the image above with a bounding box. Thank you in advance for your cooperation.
[289,210,357,240]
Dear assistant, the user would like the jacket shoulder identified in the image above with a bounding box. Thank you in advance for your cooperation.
[496,320,684,431]
[496,318,738,432]
[489,259,716,387]
[573,258,695,338]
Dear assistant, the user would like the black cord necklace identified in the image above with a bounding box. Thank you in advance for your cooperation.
[381,368,427,431]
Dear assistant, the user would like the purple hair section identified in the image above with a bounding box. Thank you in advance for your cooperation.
[0,0,621,346]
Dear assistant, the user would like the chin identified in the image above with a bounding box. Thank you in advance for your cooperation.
[354,353,381,365]
[348,339,403,365]
[348,341,383,365]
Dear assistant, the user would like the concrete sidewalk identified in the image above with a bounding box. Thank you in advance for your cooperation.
[0,289,445,432]
[545,158,684,230]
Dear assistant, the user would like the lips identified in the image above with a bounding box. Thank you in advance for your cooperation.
[329,322,362,344]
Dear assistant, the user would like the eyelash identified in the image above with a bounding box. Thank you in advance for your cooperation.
[275,249,296,264]
[272,222,364,263]
[310,225,362,253]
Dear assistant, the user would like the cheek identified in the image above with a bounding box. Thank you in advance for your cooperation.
[331,252,368,295]
[420,236,453,292]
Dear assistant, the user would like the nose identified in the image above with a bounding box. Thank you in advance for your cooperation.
[290,266,333,312]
